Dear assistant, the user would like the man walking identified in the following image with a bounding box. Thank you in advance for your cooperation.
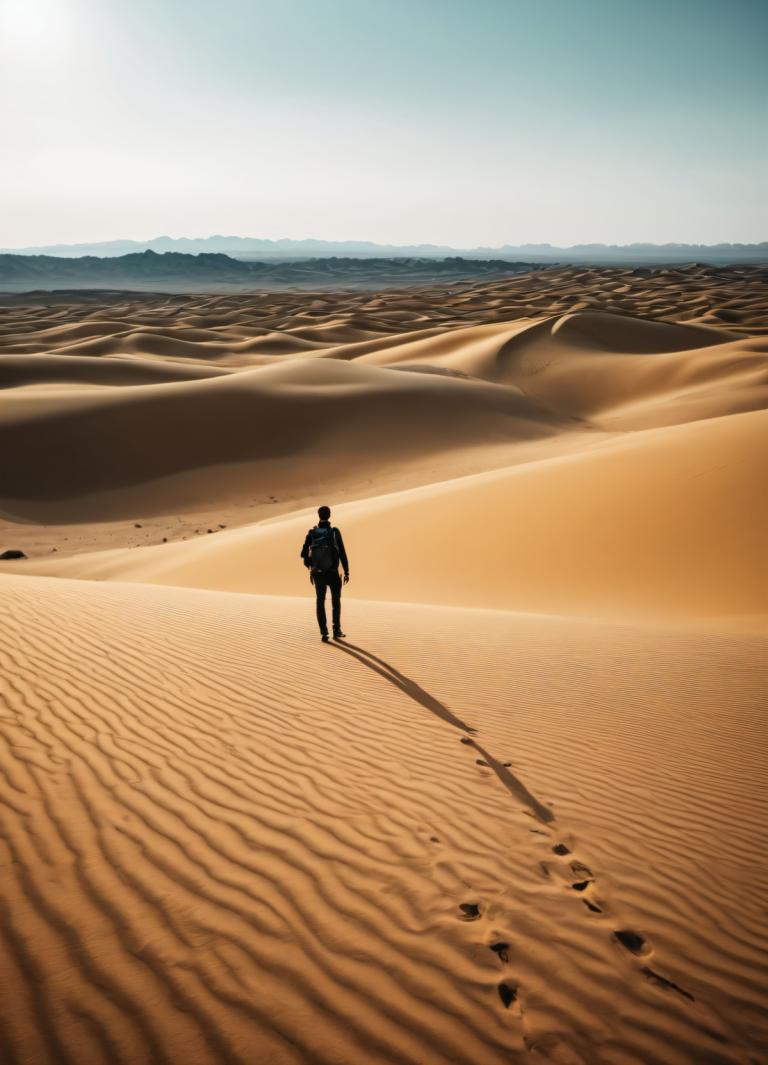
[300,505,350,642]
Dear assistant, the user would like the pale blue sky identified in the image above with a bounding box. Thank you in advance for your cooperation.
[1,0,765,247]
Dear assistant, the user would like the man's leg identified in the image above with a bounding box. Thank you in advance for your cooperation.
[329,572,343,635]
[314,575,329,636]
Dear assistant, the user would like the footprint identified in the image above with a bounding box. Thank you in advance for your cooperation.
[489,941,510,964]
[642,967,695,1001]
[552,843,571,856]
[583,899,603,914]
[498,981,519,1008]
[570,861,593,878]
[475,759,490,767]
[458,903,481,921]
[614,930,647,956]
[570,880,593,892]
[524,1034,589,1064]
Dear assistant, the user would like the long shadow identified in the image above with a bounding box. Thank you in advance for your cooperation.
[466,739,555,825]
[331,639,555,826]
[330,640,477,734]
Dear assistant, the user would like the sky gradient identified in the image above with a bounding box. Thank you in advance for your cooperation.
[1,0,766,247]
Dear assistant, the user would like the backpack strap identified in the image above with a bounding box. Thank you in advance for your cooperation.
[328,525,339,567]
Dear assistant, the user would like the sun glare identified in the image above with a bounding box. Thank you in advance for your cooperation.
[0,0,72,50]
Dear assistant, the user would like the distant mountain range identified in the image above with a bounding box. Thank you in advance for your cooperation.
[0,251,540,292]
[2,236,767,264]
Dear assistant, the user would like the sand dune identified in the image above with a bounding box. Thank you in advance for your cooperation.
[1,268,766,1064]
[353,313,768,428]
[0,352,229,389]
[2,291,766,525]
[27,405,766,625]
[1,355,570,522]
[1,265,766,365]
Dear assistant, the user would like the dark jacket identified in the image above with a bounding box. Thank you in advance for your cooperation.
[301,521,349,575]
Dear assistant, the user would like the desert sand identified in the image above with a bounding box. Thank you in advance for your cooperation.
[1,266,767,1065]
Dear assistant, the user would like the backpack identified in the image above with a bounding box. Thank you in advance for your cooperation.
[308,525,338,573]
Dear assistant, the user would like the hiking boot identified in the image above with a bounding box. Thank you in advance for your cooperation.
[321,634,330,643]
[333,630,346,640]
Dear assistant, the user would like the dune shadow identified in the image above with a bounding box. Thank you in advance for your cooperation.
[330,640,476,735]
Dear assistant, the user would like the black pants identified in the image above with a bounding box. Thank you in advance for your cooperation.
[313,570,342,635]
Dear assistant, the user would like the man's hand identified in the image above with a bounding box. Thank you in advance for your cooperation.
[343,572,350,585]
[309,571,315,585]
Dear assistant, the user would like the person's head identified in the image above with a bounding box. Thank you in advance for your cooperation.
[318,505,331,522]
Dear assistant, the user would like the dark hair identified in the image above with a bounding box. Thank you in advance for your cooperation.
[318,505,331,520]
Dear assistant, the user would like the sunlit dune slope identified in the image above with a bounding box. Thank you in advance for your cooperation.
[1,574,765,1065]
[22,407,767,625]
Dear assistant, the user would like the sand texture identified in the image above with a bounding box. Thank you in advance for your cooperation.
[1,267,766,1065]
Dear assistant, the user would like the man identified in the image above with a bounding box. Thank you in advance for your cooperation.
[300,505,350,642]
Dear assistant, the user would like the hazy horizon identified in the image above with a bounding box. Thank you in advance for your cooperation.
[2,0,766,248]
[3,233,768,255]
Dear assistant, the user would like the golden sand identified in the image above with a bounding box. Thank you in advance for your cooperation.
[1,267,766,1064]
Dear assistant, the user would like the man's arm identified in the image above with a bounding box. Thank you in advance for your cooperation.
[334,528,349,576]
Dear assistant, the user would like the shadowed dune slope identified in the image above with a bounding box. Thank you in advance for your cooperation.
[0,357,567,519]
[26,407,767,625]
[0,352,230,389]
[0,574,765,1065]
